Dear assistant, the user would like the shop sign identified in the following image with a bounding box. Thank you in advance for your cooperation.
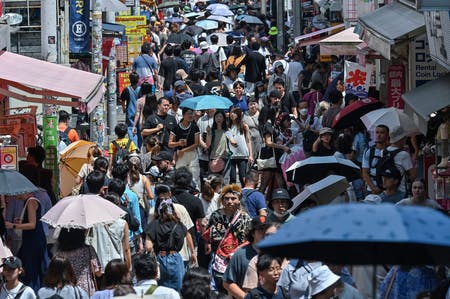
[424,11,450,70]
[118,71,130,95]
[387,65,405,109]
[0,145,18,170]
[344,60,373,98]
[69,0,90,53]
[410,34,447,88]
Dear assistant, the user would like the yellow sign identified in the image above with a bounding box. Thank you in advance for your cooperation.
[115,15,147,29]
[0,145,18,170]
[320,55,332,62]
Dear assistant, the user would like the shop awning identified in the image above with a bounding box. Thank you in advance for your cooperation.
[402,74,450,135]
[294,23,345,44]
[319,27,362,55]
[357,2,425,59]
[0,51,104,113]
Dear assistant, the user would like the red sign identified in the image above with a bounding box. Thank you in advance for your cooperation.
[387,65,405,109]
[117,72,130,95]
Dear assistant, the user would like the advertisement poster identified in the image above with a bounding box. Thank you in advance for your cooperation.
[118,71,130,95]
[69,0,90,53]
[43,104,59,199]
[0,145,18,170]
[387,65,405,109]
[344,61,373,98]
[115,16,147,63]
[410,34,447,88]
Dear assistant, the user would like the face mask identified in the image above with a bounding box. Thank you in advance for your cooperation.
[300,108,308,116]
[273,210,288,218]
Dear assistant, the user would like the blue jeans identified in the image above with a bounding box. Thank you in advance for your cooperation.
[127,126,141,149]
[157,252,185,292]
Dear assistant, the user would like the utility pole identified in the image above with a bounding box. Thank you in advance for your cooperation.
[90,0,106,146]
[276,0,285,52]
[293,0,302,39]
[41,0,57,62]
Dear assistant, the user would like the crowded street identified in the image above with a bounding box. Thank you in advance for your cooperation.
[0,0,449,298]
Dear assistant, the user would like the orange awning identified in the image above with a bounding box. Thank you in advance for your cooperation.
[0,51,105,113]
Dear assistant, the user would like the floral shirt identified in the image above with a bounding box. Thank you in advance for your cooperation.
[206,209,251,252]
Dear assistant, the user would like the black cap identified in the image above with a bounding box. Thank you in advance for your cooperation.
[151,151,173,161]
[381,167,401,179]
[1,256,22,269]
[270,188,293,209]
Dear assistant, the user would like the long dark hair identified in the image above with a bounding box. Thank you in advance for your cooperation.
[143,94,157,120]
[103,259,131,288]
[212,110,227,131]
[154,184,180,223]
[57,228,87,251]
[44,256,77,288]
[229,107,245,134]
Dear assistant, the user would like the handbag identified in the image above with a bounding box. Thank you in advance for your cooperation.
[209,158,225,173]
[211,211,241,274]
[256,147,277,170]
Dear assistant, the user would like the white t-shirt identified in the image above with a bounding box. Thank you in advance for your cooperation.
[134,279,180,299]
[0,282,36,299]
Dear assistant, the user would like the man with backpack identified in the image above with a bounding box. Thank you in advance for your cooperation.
[362,125,389,195]
[58,110,79,151]
[193,41,220,77]
[108,123,137,171]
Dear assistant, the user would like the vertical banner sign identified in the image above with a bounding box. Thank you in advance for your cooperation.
[43,105,59,200]
[69,0,90,53]
[387,65,405,109]
[344,61,373,98]
[0,145,18,170]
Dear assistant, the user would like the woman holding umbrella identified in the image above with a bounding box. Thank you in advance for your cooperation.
[5,192,48,292]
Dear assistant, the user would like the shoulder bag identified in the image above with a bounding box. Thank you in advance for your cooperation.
[256,147,277,170]
[211,210,241,273]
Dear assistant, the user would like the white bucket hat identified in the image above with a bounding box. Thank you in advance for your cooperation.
[308,265,340,296]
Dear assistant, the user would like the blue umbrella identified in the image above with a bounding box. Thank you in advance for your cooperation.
[195,20,219,30]
[179,95,233,110]
[235,14,263,24]
[259,203,450,265]
[165,16,183,23]
[0,169,39,195]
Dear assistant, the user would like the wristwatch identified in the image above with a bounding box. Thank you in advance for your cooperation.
[12,224,16,229]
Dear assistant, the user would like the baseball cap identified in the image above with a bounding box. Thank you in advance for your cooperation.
[381,167,401,179]
[270,188,293,209]
[152,151,173,161]
[1,256,22,269]
[319,127,333,136]
[200,41,209,50]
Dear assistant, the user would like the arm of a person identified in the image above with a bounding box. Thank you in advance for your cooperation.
[122,222,132,271]
[312,137,321,153]
[244,124,253,162]
[362,167,380,194]
[129,195,143,234]
[181,133,200,153]
[6,199,38,230]
[186,231,197,265]
[120,89,129,112]
[256,194,267,216]
[133,101,143,130]
[297,73,304,98]
[223,282,246,299]
[144,176,154,200]
[168,132,182,149]
[205,127,212,148]
[264,134,289,152]
[145,235,154,253]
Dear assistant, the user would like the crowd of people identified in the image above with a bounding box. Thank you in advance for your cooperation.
[1,0,449,298]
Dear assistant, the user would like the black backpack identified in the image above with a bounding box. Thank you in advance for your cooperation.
[58,127,72,146]
[302,116,318,153]
[369,147,403,189]
[112,139,132,166]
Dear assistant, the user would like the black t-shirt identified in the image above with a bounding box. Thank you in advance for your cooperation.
[159,57,181,91]
[146,220,187,252]
[312,142,336,156]
[142,113,177,151]
[180,50,196,68]
[281,92,297,114]
[170,121,200,150]
[189,82,208,96]
[299,69,313,94]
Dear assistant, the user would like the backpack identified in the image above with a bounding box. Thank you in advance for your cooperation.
[302,116,318,153]
[369,147,403,189]
[58,127,72,146]
[112,139,132,166]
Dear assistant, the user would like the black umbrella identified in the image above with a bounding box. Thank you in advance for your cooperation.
[167,32,195,44]
[182,25,204,36]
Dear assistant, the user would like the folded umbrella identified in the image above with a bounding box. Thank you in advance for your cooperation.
[332,98,383,130]
[179,95,233,111]
[41,194,126,229]
[286,156,360,185]
[0,169,38,196]
[289,175,349,214]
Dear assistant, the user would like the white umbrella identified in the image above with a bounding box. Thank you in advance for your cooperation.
[360,107,419,136]
[90,0,127,12]
[41,194,126,229]
[207,15,233,24]
[289,175,349,214]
